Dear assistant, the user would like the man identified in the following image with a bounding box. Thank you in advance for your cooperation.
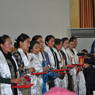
[83,54,95,95]
[90,40,95,55]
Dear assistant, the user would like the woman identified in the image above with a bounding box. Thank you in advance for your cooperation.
[32,35,55,93]
[13,33,35,95]
[44,35,56,69]
[53,38,69,89]
[0,35,22,95]
[44,35,58,89]
[53,39,63,69]
[44,35,66,90]
[53,39,65,88]
[67,39,86,95]
[60,37,70,89]
[28,40,43,95]
[66,39,78,92]
[32,35,50,71]
[61,37,69,66]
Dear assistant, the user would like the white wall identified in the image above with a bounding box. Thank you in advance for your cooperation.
[0,0,70,40]
[77,38,95,53]
[1,0,94,54]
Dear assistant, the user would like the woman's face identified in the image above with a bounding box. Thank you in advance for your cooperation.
[1,38,13,53]
[32,43,41,54]
[63,40,69,49]
[37,38,44,46]
[56,42,63,51]
[20,38,30,52]
[69,41,75,49]
[37,38,45,51]
[47,38,55,48]
[73,39,78,48]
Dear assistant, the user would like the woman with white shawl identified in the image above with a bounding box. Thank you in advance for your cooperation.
[28,40,44,95]
[69,36,86,95]
[60,37,70,89]
[53,38,68,89]
[67,37,86,95]
[0,35,22,95]
[13,33,35,95]
[66,39,78,93]
[44,35,66,89]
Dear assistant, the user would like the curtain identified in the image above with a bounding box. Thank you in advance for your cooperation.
[93,0,95,27]
[80,0,95,28]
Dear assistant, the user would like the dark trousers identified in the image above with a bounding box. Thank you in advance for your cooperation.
[48,76,55,89]
[86,88,93,95]
[68,74,74,91]
[12,88,18,95]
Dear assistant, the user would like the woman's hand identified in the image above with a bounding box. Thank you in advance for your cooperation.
[28,67,35,73]
[11,78,22,84]
[43,66,49,71]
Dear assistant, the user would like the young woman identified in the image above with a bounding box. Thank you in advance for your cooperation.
[0,35,22,95]
[69,37,79,65]
[61,37,69,66]
[53,39,63,70]
[53,38,66,88]
[32,35,50,70]
[61,37,71,90]
[44,35,58,89]
[28,40,43,95]
[32,35,55,93]
[44,35,67,90]
[66,39,78,92]
[13,33,35,95]
[44,35,56,69]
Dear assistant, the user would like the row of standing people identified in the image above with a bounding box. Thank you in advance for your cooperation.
[0,33,86,95]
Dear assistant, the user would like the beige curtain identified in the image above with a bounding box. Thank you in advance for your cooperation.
[94,0,95,27]
[80,0,95,28]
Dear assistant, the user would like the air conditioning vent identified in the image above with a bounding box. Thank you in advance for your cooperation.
[70,28,95,38]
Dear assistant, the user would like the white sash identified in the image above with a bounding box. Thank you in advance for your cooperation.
[28,53,43,72]
[53,48,64,68]
[0,51,13,95]
[66,49,78,92]
[53,48,68,88]
[53,48,61,62]
[93,91,95,95]
[66,48,76,64]
[12,56,20,78]
[44,46,55,68]
[17,48,30,69]
[61,47,70,65]
[73,48,79,64]
[77,71,86,95]
[28,53,43,95]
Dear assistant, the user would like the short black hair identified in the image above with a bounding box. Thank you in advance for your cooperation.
[14,33,30,48]
[69,39,74,42]
[32,35,42,41]
[45,35,55,45]
[0,35,10,44]
[61,37,69,43]
[81,49,88,53]
[70,36,77,41]
[54,38,62,46]
[29,40,40,52]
